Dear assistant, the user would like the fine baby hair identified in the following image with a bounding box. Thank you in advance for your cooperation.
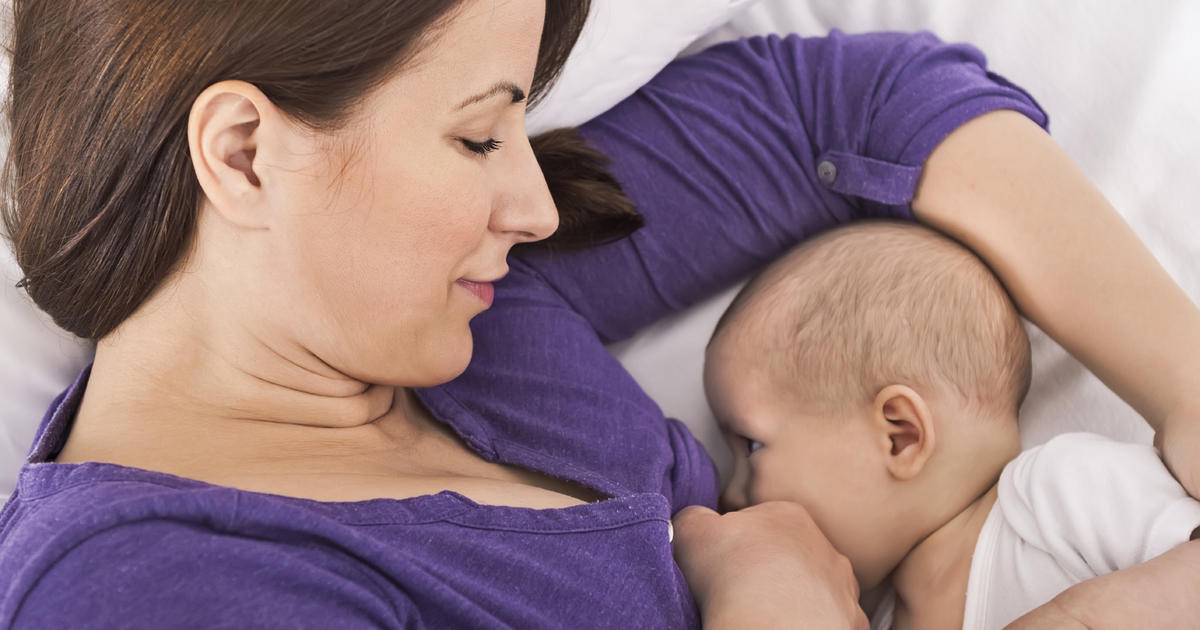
[712,220,1032,422]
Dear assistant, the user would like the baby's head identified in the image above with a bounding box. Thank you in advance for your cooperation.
[704,221,1031,590]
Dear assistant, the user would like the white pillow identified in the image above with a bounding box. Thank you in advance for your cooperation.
[526,0,758,135]
[611,0,1200,481]
[0,247,95,504]
[0,0,760,502]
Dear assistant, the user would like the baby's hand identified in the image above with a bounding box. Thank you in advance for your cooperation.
[671,501,866,630]
[1156,408,1200,501]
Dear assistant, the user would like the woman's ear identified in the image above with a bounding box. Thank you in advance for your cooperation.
[872,384,937,481]
[187,80,279,228]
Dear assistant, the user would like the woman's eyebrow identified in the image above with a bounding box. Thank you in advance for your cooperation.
[454,81,526,110]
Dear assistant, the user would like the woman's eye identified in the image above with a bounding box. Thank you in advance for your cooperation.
[460,137,504,157]
[747,438,763,454]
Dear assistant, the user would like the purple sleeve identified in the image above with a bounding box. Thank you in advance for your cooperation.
[520,30,1048,343]
[12,521,405,629]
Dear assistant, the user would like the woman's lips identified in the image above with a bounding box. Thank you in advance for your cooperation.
[456,279,495,308]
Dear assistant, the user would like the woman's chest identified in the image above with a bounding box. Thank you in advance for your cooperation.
[225,459,606,510]
[317,494,694,629]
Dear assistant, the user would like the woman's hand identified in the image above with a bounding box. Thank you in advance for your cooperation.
[671,501,867,630]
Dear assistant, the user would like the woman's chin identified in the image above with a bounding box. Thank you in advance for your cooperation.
[429,355,472,387]
[408,339,475,388]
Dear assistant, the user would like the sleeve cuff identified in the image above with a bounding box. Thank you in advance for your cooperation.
[1143,496,1200,562]
[811,91,1049,223]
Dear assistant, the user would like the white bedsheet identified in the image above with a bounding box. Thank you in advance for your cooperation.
[611,0,1200,480]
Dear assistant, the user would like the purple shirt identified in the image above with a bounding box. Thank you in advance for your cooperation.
[0,32,1045,628]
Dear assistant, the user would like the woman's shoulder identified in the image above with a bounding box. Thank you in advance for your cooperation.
[0,461,331,573]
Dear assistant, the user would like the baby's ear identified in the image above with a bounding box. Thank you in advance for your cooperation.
[872,385,937,481]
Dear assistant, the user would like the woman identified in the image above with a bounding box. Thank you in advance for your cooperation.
[0,1,1197,628]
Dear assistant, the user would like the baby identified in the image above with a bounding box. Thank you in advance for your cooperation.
[703,221,1200,629]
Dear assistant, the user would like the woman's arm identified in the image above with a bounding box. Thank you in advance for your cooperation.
[912,108,1200,626]
[519,31,1046,344]
[911,109,1200,498]
[1006,539,1200,629]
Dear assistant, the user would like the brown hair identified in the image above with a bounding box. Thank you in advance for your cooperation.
[525,127,641,252]
[712,221,1032,419]
[2,0,593,340]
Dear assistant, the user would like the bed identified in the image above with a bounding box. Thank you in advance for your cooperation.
[3,0,1198,500]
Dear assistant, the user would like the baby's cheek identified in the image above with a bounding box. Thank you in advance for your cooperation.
[745,471,774,505]
[747,468,809,509]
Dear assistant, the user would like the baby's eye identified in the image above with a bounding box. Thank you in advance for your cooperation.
[747,438,763,454]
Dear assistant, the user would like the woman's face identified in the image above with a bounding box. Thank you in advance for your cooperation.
[266,0,557,387]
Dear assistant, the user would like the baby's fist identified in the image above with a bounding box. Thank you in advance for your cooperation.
[671,501,866,630]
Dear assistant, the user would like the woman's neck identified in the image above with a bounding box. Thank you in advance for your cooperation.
[55,282,424,480]
[51,275,611,509]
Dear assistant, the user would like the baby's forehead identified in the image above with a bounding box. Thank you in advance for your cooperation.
[708,325,796,401]
[708,316,777,375]
[716,285,792,345]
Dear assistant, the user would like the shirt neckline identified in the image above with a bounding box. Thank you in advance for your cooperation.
[961,500,1005,630]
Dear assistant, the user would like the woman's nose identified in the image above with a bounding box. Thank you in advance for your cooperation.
[490,136,558,243]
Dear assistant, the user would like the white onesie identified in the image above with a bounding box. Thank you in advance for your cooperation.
[871,432,1200,630]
